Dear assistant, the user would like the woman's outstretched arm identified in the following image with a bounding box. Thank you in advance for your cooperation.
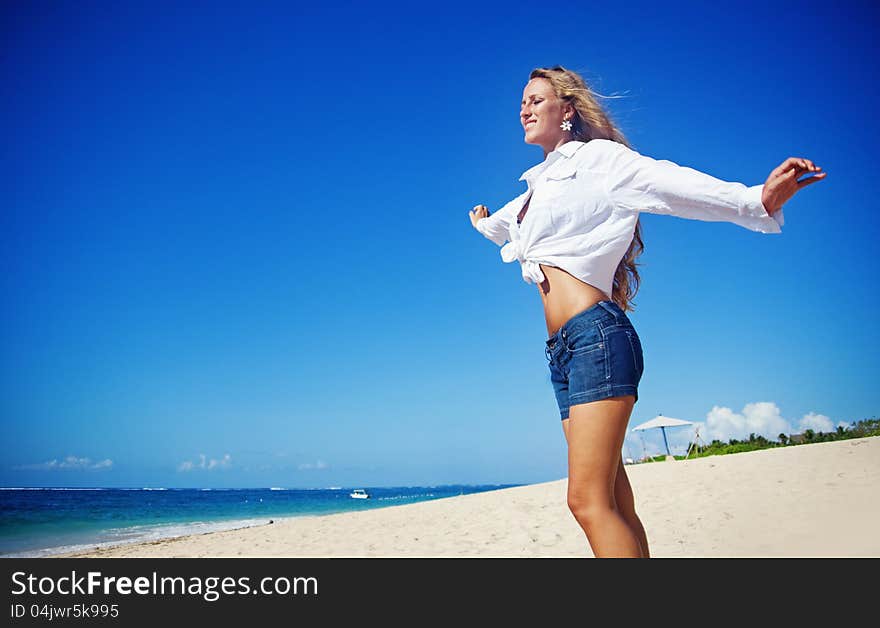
[602,142,825,233]
[469,190,530,246]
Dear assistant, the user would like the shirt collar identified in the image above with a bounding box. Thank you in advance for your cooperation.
[555,140,586,158]
[518,140,586,183]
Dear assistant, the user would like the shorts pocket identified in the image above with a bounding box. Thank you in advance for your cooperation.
[568,340,609,388]
[625,328,644,381]
[568,339,604,356]
[566,325,604,356]
[602,327,640,387]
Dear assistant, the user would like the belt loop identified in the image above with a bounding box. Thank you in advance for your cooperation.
[596,300,619,320]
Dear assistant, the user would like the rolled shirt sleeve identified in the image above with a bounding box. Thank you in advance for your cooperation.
[475,190,530,246]
[603,142,783,234]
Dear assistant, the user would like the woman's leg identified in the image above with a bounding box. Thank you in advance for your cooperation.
[613,458,650,558]
[562,395,643,557]
[562,416,650,557]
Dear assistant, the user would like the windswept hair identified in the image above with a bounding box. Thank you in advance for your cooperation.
[529,65,644,312]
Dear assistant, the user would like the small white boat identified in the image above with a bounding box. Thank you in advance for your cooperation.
[349,489,370,499]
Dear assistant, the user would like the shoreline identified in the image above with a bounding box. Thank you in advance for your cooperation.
[3,517,275,559]
[4,485,512,559]
[47,436,880,558]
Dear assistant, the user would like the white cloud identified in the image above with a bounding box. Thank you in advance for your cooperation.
[702,402,792,442]
[208,454,231,469]
[297,460,328,471]
[799,412,835,433]
[13,456,114,471]
[177,453,232,472]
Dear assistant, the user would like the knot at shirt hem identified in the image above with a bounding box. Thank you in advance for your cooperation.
[500,241,545,284]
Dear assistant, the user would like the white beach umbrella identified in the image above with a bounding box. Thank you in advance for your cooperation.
[632,414,694,457]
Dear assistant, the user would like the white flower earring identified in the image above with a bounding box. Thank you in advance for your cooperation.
[560,118,573,132]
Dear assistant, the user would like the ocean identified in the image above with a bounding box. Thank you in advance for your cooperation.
[0,484,518,557]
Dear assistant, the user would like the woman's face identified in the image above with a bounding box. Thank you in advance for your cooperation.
[521,78,570,151]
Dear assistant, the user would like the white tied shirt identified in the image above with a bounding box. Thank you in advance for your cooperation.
[475,139,784,296]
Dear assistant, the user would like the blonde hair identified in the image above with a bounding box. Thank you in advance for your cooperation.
[529,65,644,313]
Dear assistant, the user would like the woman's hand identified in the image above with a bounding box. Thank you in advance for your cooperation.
[469,204,490,229]
[761,157,827,215]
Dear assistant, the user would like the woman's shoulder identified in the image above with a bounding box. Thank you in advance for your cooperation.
[572,138,628,171]
[582,138,630,155]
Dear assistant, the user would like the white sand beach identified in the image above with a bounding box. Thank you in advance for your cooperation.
[55,437,880,558]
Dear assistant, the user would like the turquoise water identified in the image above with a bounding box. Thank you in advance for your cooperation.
[0,484,518,557]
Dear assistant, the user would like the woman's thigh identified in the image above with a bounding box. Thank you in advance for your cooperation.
[566,396,636,502]
[562,417,637,511]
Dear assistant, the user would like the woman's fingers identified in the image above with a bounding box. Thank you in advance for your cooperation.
[793,160,822,177]
[773,157,823,180]
[771,157,800,178]
[787,162,827,183]
[797,171,827,187]
[470,204,489,227]
[763,158,827,211]
[792,158,819,171]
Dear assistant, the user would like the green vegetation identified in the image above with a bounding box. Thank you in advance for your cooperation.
[638,417,880,463]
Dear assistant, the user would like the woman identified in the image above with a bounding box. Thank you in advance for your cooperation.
[468,66,825,558]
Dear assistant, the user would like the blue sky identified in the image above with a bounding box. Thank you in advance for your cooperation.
[2,0,877,488]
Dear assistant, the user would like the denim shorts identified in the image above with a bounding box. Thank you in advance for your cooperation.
[545,300,644,420]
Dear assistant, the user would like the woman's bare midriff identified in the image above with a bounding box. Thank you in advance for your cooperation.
[538,264,610,337]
